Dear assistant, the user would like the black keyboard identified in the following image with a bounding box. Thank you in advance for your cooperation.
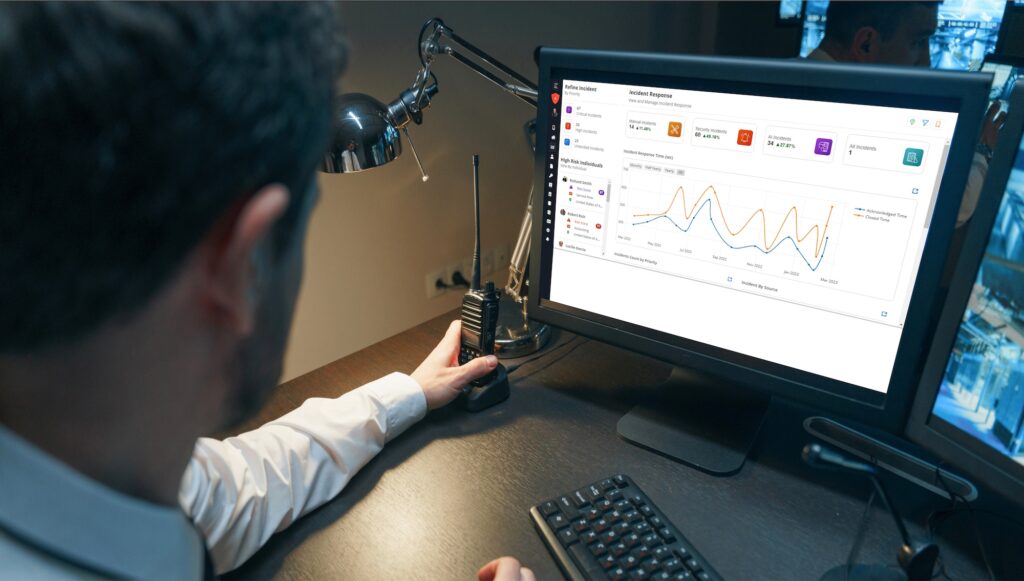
[530,474,722,581]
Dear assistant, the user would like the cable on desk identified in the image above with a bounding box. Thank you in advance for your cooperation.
[505,335,588,376]
[842,488,877,581]
[927,466,997,581]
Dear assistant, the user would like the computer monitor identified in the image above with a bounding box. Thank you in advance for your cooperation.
[992,1,1024,63]
[907,81,1024,504]
[528,48,990,472]
[798,0,1005,71]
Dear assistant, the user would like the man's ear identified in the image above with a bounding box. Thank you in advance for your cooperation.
[201,184,290,337]
[850,26,881,63]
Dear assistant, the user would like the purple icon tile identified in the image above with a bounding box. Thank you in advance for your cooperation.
[814,138,833,156]
[599,189,605,196]
[566,106,573,114]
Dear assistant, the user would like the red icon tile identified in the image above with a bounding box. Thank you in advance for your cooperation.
[737,129,753,146]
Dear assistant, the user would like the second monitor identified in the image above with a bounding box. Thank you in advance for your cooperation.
[528,49,990,473]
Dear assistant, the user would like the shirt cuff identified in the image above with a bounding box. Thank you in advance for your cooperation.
[361,372,428,442]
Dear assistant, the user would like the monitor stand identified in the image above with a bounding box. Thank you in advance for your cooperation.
[617,366,771,475]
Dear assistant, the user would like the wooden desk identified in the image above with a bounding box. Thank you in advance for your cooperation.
[228,312,1001,580]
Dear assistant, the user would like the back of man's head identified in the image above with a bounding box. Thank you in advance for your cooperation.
[0,3,345,353]
[821,1,938,66]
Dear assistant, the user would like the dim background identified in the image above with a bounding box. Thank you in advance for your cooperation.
[284,1,803,381]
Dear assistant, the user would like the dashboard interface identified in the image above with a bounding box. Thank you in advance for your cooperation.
[538,73,961,395]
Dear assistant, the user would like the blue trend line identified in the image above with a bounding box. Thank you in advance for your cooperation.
[632,198,830,271]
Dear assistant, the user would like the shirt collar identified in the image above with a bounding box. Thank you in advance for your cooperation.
[0,422,204,579]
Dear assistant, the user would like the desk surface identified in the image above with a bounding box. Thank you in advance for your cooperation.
[228,312,1004,580]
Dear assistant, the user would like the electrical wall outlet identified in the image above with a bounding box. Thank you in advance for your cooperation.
[425,267,447,299]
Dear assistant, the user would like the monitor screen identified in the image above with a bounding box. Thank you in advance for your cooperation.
[779,0,804,22]
[981,61,1021,102]
[798,0,1005,71]
[929,131,1024,468]
[538,71,961,400]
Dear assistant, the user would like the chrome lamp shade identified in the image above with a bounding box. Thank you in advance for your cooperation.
[321,93,401,174]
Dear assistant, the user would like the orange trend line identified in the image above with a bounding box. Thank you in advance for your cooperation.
[633,185,834,258]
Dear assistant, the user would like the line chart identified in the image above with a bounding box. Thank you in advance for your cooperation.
[632,185,834,271]
[613,161,920,301]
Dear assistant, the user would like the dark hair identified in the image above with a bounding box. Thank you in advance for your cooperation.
[823,1,938,45]
[0,3,345,352]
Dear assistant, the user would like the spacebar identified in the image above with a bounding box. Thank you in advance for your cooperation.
[569,542,605,578]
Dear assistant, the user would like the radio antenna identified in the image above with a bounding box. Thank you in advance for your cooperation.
[471,154,482,290]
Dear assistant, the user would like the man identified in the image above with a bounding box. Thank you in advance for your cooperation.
[806,1,1005,227]
[0,4,532,580]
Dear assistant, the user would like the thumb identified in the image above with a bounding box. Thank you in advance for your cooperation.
[456,354,498,385]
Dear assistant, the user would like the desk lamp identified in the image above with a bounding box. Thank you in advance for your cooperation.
[320,17,551,357]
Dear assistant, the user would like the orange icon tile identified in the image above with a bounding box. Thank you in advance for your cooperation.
[667,121,682,137]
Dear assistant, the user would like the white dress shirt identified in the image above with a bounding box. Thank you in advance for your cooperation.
[0,371,427,578]
[806,47,989,227]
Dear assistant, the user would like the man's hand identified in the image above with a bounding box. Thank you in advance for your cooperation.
[980,101,1007,150]
[411,320,498,410]
[477,557,535,581]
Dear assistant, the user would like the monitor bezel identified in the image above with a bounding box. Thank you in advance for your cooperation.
[528,48,991,432]
[906,82,1024,502]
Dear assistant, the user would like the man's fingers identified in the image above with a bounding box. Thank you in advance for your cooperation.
[455,355,498,385]
[429,320,462,360]
[520,567,536,581]
[478,557,524,581]
[994,110,1008,130]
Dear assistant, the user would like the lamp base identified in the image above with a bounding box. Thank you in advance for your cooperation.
[494,295,551,359]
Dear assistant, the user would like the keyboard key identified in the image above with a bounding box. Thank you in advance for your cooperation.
[630,494,645,505]
[673,547,691,561]
[696,571,712,580]
[649,516,665,528]
[620,555,639,570]
[584,508,602,521]
[653,546,672,560]
[540,501,559,516]
[572,490,590,508]
[628,568,647,580]
[614,499,631,512]
[610,567,628,581]
[642,533,662,548]
[613,474,628,488]
[595,499,613,512]
[609,542,629,558]
[654,572,673,580]
[547,514,568,530]
[589,542,608,557]
[613,522,631,535]
[593,519,610,533]
[607,489,624,502]
[558,528,578,546]
[600,478,617,491]
[659,527,677,543]
[634,521,652,535]
[623,533,641,548]
[624,510,642,522]
[586,485,603,502]
[630,546,650,561]
[606,510,623,524]
[640,505,655,516]
[673,572,694,580]
[558,496,579,519]
[572,518,589,533]
[642,557,662,574]
[663,557,683,572]
[600,530,619,545]
[598,554,616,569]
[684,558,701,573]
[580,530,598,545]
